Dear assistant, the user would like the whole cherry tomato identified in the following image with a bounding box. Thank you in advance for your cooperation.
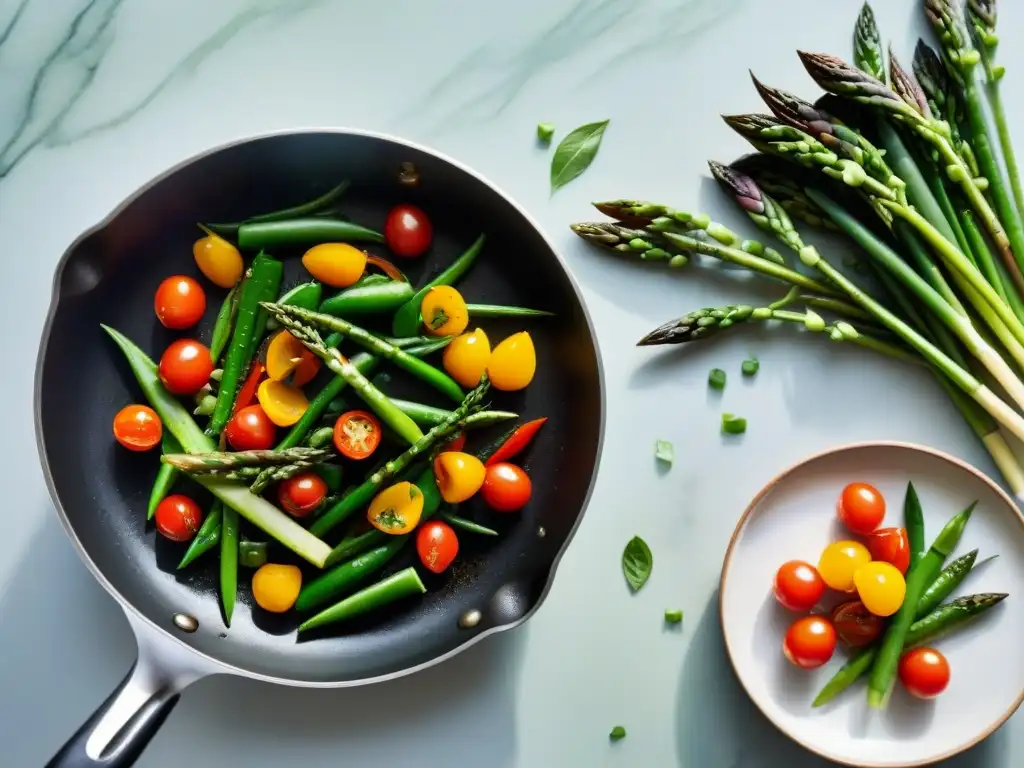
[818,540,871,592]
[783,616,837,669]
[416,521,459,574]
[854,562,906,617]
[158,339,213,396]
[384,204,433,258]
[773,560,825,612]
[837,481,886,535]
[154,275,206,329]
[831,600,884,647]
[277,472,328,518]
[225,405,276,451]
[899,647,950,699]
[154,495,203,542]
[480,462,532,512]
[867,527,911,574]
[112,404,162,451]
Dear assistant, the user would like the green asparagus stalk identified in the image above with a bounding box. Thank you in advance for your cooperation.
[248,459,326,495]
[913,39,980,178]
[161,447,331,473]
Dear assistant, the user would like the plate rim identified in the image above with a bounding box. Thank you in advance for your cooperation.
[718,440,1024,768]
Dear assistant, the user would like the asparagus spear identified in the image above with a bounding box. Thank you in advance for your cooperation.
[161,447,331,473]
[913,39,980,178]
[853,2,886,83]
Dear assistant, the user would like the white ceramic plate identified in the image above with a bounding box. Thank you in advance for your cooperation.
[719,442,1024,767]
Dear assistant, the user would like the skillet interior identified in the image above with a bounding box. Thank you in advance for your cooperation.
[37,132,603,684]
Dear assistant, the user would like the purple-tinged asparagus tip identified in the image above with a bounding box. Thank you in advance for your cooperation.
[707,161,765,215]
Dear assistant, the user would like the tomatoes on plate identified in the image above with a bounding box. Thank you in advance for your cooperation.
[783,616,837,669]
[225,405,276,450]
[867,527,911,574]
[416,521,459,574]
[277,472,328,518]
[154,495,203,542]
[818,540,871,592]
[154,275,206,329]
[158,339,214,395]
[384,204,433,258]
[854,561,906,617]
[333,410,382,460]
[899,647,950,699]
[480,462,532,512]
[773,560,825,612]
[837,481,885,535]
[831,600,884,647]
[112,404,162,451]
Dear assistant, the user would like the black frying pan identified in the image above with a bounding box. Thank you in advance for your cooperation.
[35,130,604,767]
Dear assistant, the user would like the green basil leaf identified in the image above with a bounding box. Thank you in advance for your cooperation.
[622,536,653,591]
[550,119,610,192]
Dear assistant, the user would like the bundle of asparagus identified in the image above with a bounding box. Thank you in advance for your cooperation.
[572,0,1024,498]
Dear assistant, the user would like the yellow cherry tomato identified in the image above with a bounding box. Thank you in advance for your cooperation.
[817,540,871,592]
[367,481,424,534]
[266,330,305,381]
[443,328,491,388]
[301,243,367,288]
[193,229,244,288]
[251,564,302,612]
[854,561,906,617]
[257,379,308,427]
[420,286,469,337]
[486,331,536,391]
[434,451,486,503]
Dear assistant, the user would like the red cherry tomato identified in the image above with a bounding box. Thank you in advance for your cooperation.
[225,405,276,450]
[154,495,203,542]
[783,616,837,669]
[831,600,884,647]
[384,204,433,258]
[333,410,382,460]
[899,647,950,699]
[158,339,214,395]
[277,472,328,518]
[480,462,532,512]
[837,481,886,535]
[416,520,459,574]
[867,527,911,575]
[440,433,467,453]
[773,560,826,612]
[154,275,206,329]
[112,405,162,451]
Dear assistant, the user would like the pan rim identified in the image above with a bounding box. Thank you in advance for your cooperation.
[33,126,607,687]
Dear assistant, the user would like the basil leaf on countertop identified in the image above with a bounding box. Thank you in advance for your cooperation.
[550,119,610,192]
[622,536,653,592]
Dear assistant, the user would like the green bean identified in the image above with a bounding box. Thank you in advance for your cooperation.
[266,281,323,331]
[239,540,268,569]
[298,567,426,632]
[204,181,350,237]
[442,511,498,536]
[220,506,239,626]
[319,281,415,317]
[916,549,979,618]
[392,234,485,336]
[387,399,454,427]
[466,303,554,318]
[306,426,335,449]
[314,463,344,492]
[148,432,182,520]
[904,482,926,571]
[237,218,383,250]
[177,501,223,569]
[209,286,239,363]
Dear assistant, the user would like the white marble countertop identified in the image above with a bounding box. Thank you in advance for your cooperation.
[1,0,1021,765]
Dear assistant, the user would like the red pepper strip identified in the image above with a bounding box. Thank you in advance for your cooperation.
[366,254,408,282]
[439,433,466,453]
[232,362,265,415]
[485,417,547,466]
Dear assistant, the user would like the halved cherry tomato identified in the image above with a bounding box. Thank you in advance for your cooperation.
[159,339,214,396]
[232,363,265,415]
[783,616,837,669]
[112,405,162,451]
[416,521,459,574]
[367,481,424,534]
[899,647,950,699]
[481,462,532,512]
[867,527,911,575]
[333,410,382,460]
[434,452,486,503]
[384,204,433,258]
[154,495,203,542]
[225,405,276,451]
[277,472,328,518]
[154,275,206,330]
[257,379,308,427]
[773,560,825,612]
[420,286,469,337]
[838,481,885,535]
[831,600,884,647]
[365,254,407,281]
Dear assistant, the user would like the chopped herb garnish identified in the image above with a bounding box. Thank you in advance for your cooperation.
[609,726,626,741]
[374,509,405,529]
[622,536,653,591]
[655,439,674,465]
[429,309,449,330]
[708,368,726,390]
[665,609,683,624]
[537,122,555,143]
[741,358,759,376]
[722,413,747,435]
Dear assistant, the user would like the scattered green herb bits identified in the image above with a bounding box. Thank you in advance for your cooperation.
[655,440,674,465]
[708,368,727,390]
[665,609,683,624]
[537,122,555,144]
[609,726,626,742]
[742,357,759,376]
[722,413,747,434]
[622,536,653,592]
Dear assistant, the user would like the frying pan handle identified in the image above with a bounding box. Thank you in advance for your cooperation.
[47,613,216,767]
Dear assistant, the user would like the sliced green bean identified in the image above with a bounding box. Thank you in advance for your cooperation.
[177,501,223,569]
[298,567,426,632]
[904,482,926,571]
[266,281,323,331]
[209,286,239,363]
[204,181,350,237]
[238,218,383,250]
[466,303,554,318]
[320,281,415,317]
[392,234,486,336]
[220,506,239,626]
[239,540,268,569]
[442,511,498,536]
[148,432,182,520]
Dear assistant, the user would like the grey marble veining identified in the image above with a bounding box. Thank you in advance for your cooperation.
[0,0,1022,766]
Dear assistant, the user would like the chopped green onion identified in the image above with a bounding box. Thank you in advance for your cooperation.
[609,726,626,741]
[655,440,674,465]
[722,413,747,435]
[537,122,555,143]
[708,368,726,390]
[664,609,683,624]
[742,358,759,376]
